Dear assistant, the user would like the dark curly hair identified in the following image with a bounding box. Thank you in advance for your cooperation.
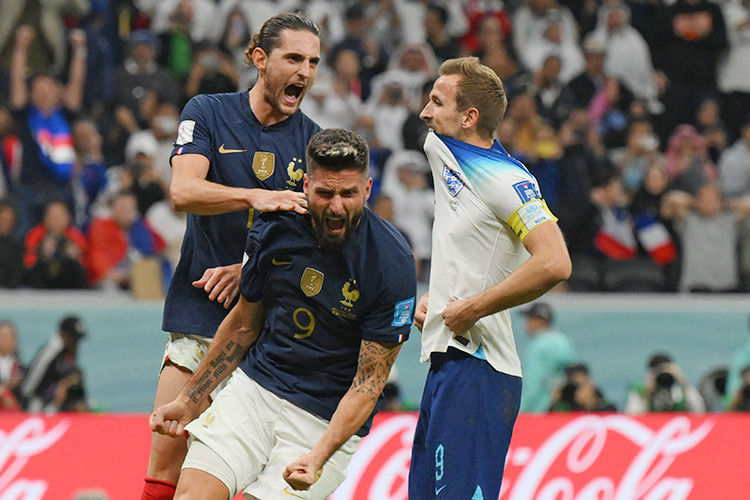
[306,129,369,174]
[244,12,319,66]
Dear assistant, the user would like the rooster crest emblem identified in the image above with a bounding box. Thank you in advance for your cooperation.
[340,279,360,307]
[286,157,304,186]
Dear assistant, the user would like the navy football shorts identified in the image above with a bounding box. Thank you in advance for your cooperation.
[409,347,522,500]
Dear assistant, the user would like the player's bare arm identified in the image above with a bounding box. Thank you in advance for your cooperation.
[441,221,571,336]
[283,339,403,491]
[170,154,308,215]
[192,263,242,309]
[150,297,265,436]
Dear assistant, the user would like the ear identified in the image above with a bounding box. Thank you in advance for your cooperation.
[364,177,373,202]
[252,47,268,72]
[303,173,309,197]
[462,107,480,130]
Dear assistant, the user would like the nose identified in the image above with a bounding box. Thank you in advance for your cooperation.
[328,195,345,215]
[298,60,313,79]
[419,103,431,121]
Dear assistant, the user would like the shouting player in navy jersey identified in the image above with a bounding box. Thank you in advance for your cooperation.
[409,57,572,500]
[150,129,416,500]
[141,13,323,500]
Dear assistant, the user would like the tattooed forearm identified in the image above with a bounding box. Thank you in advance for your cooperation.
[185,340,248,404]
[352,341,402,403]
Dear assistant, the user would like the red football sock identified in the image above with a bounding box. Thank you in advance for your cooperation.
[141,477,177,500]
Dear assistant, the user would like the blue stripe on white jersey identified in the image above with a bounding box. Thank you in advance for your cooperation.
[435,133,529,187]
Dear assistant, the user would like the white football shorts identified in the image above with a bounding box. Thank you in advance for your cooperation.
[183,370,361,499]
[161,332,229,398]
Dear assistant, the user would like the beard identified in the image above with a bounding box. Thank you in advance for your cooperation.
[310,209,363,252]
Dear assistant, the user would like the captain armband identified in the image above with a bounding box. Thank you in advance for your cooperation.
[507,199,557,241]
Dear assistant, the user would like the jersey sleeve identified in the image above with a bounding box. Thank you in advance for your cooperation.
[240,223,267,303]
[170,95,213,165]
[477,169,557,242]
[360,252,416,343]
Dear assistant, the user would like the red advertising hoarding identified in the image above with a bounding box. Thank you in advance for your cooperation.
[0,412,747,499]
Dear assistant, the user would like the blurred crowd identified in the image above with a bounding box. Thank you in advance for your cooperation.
[517,302,750,414]
[0,0,749,294]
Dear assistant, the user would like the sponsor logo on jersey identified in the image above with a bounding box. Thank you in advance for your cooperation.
[442,165,464,197]
[253,152,275,180]
[300,267,324,297]
[392,297,415,327]
[218,143,247,154]
[513,180,540,203]
[287,157,304,187]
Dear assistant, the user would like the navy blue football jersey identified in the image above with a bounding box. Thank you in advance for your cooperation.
[239,209,417,436]
[162,91,321,337]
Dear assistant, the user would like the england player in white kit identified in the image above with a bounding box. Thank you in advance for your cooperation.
[409,57,571,500]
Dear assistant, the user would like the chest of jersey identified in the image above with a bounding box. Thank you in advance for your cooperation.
[207,123,307,193]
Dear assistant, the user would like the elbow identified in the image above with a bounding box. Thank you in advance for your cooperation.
[543,252,572,286]
[169,182,188,212]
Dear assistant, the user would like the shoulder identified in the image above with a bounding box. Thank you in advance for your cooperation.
[182,92,243,118]
[362,210,414,259]
[250,211,306,242]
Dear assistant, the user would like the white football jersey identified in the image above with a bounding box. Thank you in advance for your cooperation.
[421,132,557,376]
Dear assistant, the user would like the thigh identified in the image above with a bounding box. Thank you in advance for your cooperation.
[184,372,276,497]
[175,455,232,500]
[244,398,360,500]
[422,355,522,500]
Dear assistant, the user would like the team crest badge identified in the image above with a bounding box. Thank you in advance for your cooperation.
[340,279,360,307]
[286,157,304,187]
[253,152,275,180]
[300,267,324,297]
[442,165,464,197]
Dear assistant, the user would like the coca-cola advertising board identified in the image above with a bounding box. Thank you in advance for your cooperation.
[0,413,747,499]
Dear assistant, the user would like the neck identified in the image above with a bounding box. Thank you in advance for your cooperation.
[459,130,494,149]
[248,83,290,127]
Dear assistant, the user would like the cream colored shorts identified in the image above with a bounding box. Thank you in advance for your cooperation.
[161,332,211,373]
[161,333,229,398]
[183,370,361,499]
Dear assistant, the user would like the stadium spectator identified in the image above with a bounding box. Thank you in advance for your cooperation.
[85,191,165,289]
[694,97,729,164]
[549,363,616,412]
[531,54,576,128]
[183,42,239,101]
[330,3,389,101]
[124,102,180,187]
[725,366,750,411]
[23,199,88,289]
[71,119,108,229]
[517,8,584,84]
[718,0,750,138]
[519,302,577,413]
[718,120,750,288]
[379,150,434,272]
[19,315,89,413]
[425,4,462,61]
[625,353,705,413]
[612,119,661,194]
[10,25,87,236]
[665,183,746,292]
[0,320,25,411]
[0,199,24,288]
[565,34,607,110]
[724,316,750,409]
[664,125,717,195]
[650,0,727,140]
[589,1,662,115]
[0,0,90,77]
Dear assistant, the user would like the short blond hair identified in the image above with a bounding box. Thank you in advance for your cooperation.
[439,57,507,139]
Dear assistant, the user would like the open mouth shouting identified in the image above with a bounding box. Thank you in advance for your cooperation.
[283,83,306,106]
[324,216,346,236]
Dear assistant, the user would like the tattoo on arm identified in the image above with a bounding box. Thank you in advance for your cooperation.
[185,340,248,404]
[352,341,402,403]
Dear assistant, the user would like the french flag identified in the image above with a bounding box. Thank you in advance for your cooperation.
[595,206,637,260]
[633,213,677,265]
